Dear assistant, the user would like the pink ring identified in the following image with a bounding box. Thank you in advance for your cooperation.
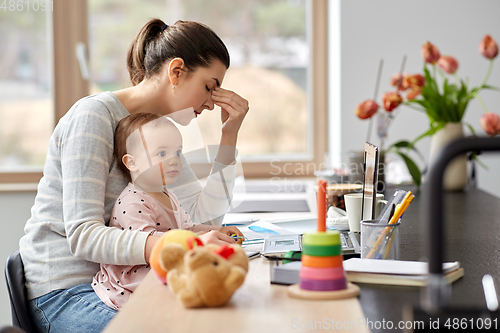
[299,277,347,291]
[299,266,345,280]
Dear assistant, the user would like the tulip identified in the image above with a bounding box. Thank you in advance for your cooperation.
[421,42,440,64]
[406,88,422,100]
[437,56,459,74]
[390,73,404,89]
[480,112,500,137]
[382,92,403,112]
[355,100,379,119]
[409,74,425,88]
[479,34,499,60]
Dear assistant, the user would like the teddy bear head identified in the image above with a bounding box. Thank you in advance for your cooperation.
[159,242,248,308]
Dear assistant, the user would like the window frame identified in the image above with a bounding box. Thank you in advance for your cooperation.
[0,0,327,184]
[0,0,90,184]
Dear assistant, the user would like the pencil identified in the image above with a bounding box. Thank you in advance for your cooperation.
[365,192,413,259]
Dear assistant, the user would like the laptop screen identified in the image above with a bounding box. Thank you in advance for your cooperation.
[361,142,379,220]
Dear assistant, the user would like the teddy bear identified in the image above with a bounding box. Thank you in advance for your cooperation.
[149,229,249,308]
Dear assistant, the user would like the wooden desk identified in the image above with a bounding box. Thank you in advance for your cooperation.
[104,185,500,333]
[104,258,369,333]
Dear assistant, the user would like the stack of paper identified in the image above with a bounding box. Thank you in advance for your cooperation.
[343,258,464,286]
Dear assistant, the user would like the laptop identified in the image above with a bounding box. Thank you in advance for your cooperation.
[361,142,380,221]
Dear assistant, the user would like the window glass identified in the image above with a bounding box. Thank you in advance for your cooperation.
[0,8,53,169]
[88,0,309,160]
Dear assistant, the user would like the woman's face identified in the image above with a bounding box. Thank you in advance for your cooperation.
[167,59,227,119]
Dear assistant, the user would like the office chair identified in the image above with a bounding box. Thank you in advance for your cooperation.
[4,250,36,333]
[0,326,26,333]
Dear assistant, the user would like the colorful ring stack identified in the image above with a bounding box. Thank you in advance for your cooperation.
[299,230,347,291]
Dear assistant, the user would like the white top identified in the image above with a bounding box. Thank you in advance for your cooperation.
[19,92,236,300]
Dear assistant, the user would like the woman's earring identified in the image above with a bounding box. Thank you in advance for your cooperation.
[172,85,176,90]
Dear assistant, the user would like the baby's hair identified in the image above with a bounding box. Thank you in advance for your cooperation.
[127,18,230,86]
[114,113,173,181]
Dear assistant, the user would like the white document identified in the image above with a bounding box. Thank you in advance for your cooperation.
[240,220,297,241]
[343,258,460,276]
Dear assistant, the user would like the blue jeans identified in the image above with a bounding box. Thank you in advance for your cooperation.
[28,283,117,333]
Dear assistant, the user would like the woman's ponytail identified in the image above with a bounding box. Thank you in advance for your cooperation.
[126,18,165,86]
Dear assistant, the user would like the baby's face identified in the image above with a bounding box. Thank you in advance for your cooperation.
[128,120,183,191]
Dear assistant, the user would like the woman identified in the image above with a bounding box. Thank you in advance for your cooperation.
[19,19,249,333]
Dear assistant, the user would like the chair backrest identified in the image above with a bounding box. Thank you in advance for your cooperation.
[4,251,36,333]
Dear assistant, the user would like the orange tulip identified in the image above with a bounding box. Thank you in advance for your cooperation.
[479,34,499,60]
[421,42,440,64]
[355,100,379,119]
[480,112,500,137]
[410,74,425,88]
[437,56,459,74]
[382,92,403,112]
[402,74,425,93]
[406,88,422,100]
[390,73,404,89]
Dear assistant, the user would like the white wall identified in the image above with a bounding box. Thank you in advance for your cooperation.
[0,191,36,327]
[329,0,500,197]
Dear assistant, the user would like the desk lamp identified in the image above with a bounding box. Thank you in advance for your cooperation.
[408,136,500,328]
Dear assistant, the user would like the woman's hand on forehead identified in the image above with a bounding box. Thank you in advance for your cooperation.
[211,87,249,136]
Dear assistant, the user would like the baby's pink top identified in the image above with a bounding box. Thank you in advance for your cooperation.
[92,182,221,310]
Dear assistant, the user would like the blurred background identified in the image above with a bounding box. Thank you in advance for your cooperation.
[0,0,310,170]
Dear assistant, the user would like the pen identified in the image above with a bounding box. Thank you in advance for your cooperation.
[388,204,396,222]
[376,226,396,259]
[366,192,414,259]
[382,226,397,259]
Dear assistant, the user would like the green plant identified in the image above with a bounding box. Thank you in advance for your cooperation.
[406,36,500,146]
[355,34,500,187]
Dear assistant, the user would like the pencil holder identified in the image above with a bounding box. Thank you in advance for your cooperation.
[360,219,400,260]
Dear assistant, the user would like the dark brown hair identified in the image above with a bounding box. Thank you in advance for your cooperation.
[114,112,168,181]
[127,19,230,86]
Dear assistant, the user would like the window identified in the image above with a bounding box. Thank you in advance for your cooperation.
[2,0,327,183]
[0,0,90,184]
[0,5,53,181]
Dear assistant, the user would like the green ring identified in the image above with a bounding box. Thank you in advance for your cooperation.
[303,231,341,246]
[302,243,342,256]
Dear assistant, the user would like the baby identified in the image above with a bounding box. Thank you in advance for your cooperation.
[92,112,241,310]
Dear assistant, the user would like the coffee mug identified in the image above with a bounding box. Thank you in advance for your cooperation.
[344,193,387,232]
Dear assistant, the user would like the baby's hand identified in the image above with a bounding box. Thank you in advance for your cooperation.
[199,230,235,246]
[220,226,243,237]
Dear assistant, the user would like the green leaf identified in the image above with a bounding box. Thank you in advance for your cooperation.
[482,84,500,91]
[409,122,446,148]
[387,140,425,161]
[464,122,476,136]
[393,151,422,186]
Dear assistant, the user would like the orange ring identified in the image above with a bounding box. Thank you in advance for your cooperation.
[301,254,343,268]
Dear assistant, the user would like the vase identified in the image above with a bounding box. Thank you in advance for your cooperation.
[428,122,468,191]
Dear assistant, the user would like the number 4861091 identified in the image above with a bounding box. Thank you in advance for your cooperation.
[1,0,53,11]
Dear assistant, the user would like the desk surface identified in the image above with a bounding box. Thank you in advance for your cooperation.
[359,186,500,331]
[104,257,369,333]
[104,185,500,333]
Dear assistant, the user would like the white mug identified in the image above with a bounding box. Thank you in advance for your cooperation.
[344,193,387,232]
